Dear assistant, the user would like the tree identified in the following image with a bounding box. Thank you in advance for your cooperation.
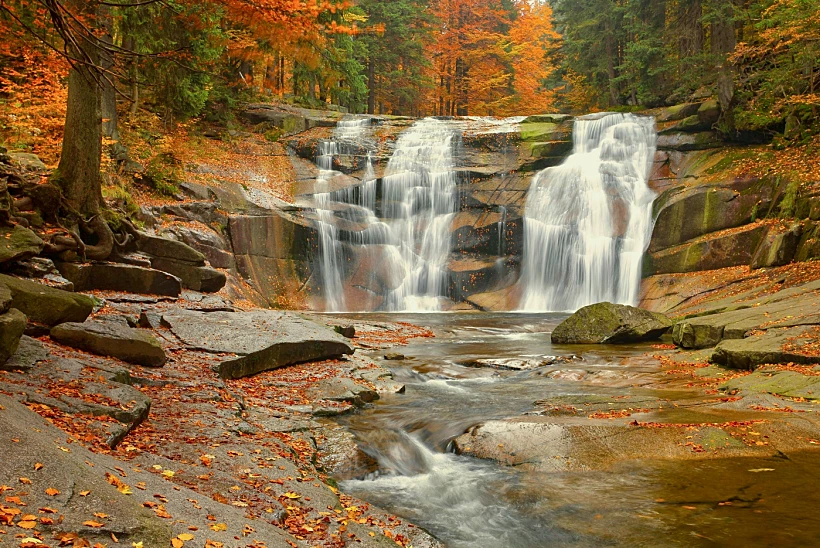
[507,0,560,115]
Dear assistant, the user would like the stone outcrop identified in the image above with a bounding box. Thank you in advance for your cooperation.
[160,309,354,379]
[50,320,167,367]
[0,273,94,326]
[55,262,182,296]
[551,302,673,344]
[711,326,820,370]
[137,234,226,293]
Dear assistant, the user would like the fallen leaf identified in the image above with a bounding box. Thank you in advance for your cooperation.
[178,533,194,541]
[172,539,183,548]
[34,464,43,472]
[282,492,301,499]
[19,478,32,485]
[83,520,105,528]
[209,523,227,532]
[79,491,91,497]
[45,488,59,497]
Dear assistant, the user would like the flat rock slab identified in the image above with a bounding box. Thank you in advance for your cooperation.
[673,281,820,349]
[552,302,673,344]
[160,309,355,379]
[56,262,182,297]
[0,308,26,363]
[0,224,43,264]
[461,356,575,371]
[711,326,820,370]
[721,369,820,400]
[50,320,167,367]
[0,273,94,326]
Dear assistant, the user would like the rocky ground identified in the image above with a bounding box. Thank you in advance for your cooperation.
[0,274,439,548]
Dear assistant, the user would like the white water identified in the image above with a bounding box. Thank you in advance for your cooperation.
[382,118,460,311]
[315,117,461,312]
[520,113,657,312]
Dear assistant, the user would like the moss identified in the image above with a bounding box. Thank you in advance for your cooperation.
[778,177,801,219]
[519,122,560,142]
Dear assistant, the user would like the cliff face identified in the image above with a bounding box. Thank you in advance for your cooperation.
[163,103,818,312]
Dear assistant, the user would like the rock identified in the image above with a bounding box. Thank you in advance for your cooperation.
[1,335,48,371]
[551,302,673,344]
[7,151,47,170]
[50,321,167,367]
[672,280,820,348]
[751,223,802,269]
[656,131,723,151]
[648,177,782,253]
[697,99,720,126]
[0,283,11,313]
[305,377,378,406]
[711,326,820,370]
[0,308,27,363]
[720,369,820,400]
[655,103,701,123]
[55,262,182,297]
[383,352,406,360]
[334,325,356,338]
[148,257,226,293]
[461,357,573,371]
[644,223,769,276]
[0,274,94,326]
[0,225,44,264]
[137,234,206,265]
[159,309,354,379]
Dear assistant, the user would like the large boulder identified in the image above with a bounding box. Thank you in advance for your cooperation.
[551,302,673,344]
[0,225,44,265]
[160,309,354,379]
[55,262,182,297]
[148,257,226,293]
[0,274,93,326]
[50,320,167,367]
[0,308,27,363]
[137,234,206,264]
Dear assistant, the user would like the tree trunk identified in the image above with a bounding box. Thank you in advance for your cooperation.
[99,5,118,142]
[710,0,736,132]
[57,66,103,216]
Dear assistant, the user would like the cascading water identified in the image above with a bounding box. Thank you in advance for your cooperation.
[314,117,461,312]
[382,118,460,311]
[519,113,657,312]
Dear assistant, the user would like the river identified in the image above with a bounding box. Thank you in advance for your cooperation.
[328,313,820,547]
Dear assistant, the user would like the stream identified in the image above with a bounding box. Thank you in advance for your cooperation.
[330,313,820,547]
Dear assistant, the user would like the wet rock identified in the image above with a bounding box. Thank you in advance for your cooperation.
[552,302,673,344]
[656,131,723,151]
[0,225,44,264]
[461,356,574,371]
[655,103,701,123]
[0,283,10,312]
[0,308,26,363]
[160,309,354,379]
[50,320,167,367]
[721,369,820,400]
[710,326,820,370]
[0,273,94,326]
[55,262,182,297]
[697,99,721,126]
[384,352,406,360]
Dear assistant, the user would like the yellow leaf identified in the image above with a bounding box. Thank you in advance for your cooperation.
[34,463,43,471]
[172,539,184,548]
[178,533,194,541]
[118,485,133,495]
[83,520,105,527]
[45,488,59,496]
[282,492,301,499]
[20,539,42,545]
[18,520,37,529]
[209,523,227,532]
[79,490,91,496]
[132,543,143,548]
[162,470,175,478]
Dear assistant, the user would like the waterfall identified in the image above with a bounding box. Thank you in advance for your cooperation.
[314,118,373,311]
[382,118,460,311]
[519,113,657,312]
[314,117,461,312]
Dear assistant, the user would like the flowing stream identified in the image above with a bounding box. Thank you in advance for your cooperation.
[520,113,657,312]
[332,314,820,547]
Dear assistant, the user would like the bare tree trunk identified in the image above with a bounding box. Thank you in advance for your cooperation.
[711,0,736,132]
[99,4,118,142]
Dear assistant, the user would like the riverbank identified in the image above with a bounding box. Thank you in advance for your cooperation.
[0,288,439,547]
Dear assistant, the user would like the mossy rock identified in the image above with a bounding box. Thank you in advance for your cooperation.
[0,274,94,326]
[0,225,44,265]
[551,302,673,344]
